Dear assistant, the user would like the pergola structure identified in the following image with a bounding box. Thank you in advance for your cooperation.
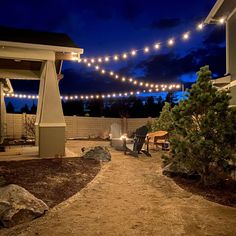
[0,26,83,157]
[205,0,236,106]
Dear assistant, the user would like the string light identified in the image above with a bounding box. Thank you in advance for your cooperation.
[90,63,181,90]
[219,17,225,24]
[80,21,212,65]
[197,22,204,30]
[4,85,181,101]
[182,32,190,40]
[131,50,136,56]
[154,43,160,49]
[144,47,149,53]
[168,38,175,46]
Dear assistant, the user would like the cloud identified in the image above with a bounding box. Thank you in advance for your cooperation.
[133,45,226,83]
[150,18,182,30]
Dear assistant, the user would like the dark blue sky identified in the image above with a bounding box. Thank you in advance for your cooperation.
[1,0,225,98]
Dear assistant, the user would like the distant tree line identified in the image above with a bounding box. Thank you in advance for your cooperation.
[6,92,178,118]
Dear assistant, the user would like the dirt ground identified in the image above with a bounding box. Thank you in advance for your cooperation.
[0,157,101,208]
[1,140,236,236]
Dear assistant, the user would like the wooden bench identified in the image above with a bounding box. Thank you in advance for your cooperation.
[147,131,169,150]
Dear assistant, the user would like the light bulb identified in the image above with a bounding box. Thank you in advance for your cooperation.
[219,17,225,24]
[131,50,136,56]
[123,53,127,59]
[154,43,160,49]
[168,38,174,46]
[197,23,204,30]
[144,47,149,53]
[183,32,190,40]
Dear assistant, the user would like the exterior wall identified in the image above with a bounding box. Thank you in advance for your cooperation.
[5,113,154,139]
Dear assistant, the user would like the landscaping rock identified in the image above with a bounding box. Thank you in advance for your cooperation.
[81,146,111,162]
[162,162,194,178]
[0,184,48,227]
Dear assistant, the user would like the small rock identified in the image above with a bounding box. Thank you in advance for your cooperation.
[0,184,48,227]
[162,162,192,177]
[81,146,111,162]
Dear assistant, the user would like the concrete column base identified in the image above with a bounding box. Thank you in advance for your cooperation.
[39,126,65,157]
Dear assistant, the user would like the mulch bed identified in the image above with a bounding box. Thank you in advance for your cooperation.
[173,176,236,207]
[0,157,101,208]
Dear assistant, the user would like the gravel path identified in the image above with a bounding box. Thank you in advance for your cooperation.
[1,141,236,236]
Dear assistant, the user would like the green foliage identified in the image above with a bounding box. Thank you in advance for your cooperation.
[151,102,174,132]
[170,66,236,186]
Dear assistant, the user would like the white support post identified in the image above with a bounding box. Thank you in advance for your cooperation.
[36,61,66,157]
[0,81,6,144]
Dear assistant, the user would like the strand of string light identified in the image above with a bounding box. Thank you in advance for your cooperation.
[85,62,181,90]
[3,86,181,101]
[76,19,225,65]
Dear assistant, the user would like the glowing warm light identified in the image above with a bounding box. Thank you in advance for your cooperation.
[144,47,149,53]
[91,58,95,63]
[115,75,119,79]
[219,17,225,24]
[75,95,78,99]
[123,53,127,59]
[131,50,136,56]
[154,43,160,49]
[101,69,106,74]
[110,71,114,76]
[95,65,100,70]
[145,83,149,87]
[98,58,102,63]
[87,63,91,67]
[122,77,126,81]
[168,38,174,46]
[197,23,204,30]
[83,59,87,63]
[133,80,137,85]
[140,82,143,86]
[183,32,190,40]
[129,78,133,82]
[114,55,119,60]
[105,57,109,62]
[120,134,127,140]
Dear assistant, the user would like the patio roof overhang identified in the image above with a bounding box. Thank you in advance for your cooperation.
[205,0,236,24]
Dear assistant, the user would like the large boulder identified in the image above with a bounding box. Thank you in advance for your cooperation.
[81,146,111,162]
[0,184,48,227]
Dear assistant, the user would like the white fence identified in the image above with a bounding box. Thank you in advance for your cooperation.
[5,113,154,139]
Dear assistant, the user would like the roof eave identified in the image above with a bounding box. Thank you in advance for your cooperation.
[205,0,225,24]
[0,40,84,54]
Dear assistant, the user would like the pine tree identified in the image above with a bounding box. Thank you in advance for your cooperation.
[170,66,236,185]
[151,102,174,132]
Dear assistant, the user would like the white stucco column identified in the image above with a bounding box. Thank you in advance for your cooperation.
[36,61,66,157]
[0,81,6,144]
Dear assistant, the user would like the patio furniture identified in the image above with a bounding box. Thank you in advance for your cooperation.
[147,131,169,151]
[123,126,151,157]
